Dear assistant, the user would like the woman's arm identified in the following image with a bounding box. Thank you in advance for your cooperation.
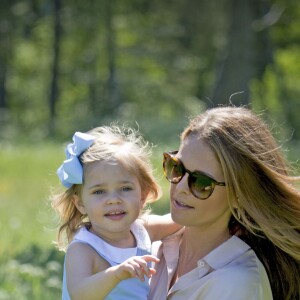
[142,213,182,242]
[66,243,159,300]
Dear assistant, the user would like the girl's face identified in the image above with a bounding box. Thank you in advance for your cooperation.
[74,160,144,240]
[170,135,231,231]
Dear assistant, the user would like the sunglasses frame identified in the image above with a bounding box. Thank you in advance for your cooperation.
[163,151,226,200]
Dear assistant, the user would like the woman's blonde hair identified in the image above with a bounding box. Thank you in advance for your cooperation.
[52,125,161,250]
[182,106,300,300]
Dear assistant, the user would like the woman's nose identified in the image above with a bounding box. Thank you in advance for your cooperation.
[174,173,191,196]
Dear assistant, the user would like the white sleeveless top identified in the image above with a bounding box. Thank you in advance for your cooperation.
[62,220,152,300]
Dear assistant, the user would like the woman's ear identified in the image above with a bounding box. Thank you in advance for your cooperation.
[72,194,86,214]
[231,192,240,209]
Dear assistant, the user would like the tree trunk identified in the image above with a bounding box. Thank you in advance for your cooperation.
[0,2,11,111]
[0,46,7,110]
[104,0,120,116]
[49,0,62,136]
[211,0,273,106]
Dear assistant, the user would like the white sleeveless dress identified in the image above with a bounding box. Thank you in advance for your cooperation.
[62,220,152,299]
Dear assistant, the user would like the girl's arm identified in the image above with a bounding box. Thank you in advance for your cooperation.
[142,213,182,242]
[66,243,159,300]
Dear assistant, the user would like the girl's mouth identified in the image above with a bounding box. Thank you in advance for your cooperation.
[104,210,126,219]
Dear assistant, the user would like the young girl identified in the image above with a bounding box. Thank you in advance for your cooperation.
[52,125,180,300]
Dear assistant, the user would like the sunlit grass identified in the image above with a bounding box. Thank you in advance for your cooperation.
[0,143,67,298]
[0,144,64,257]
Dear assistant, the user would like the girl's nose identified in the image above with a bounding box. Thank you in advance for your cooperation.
[106,192,122,205]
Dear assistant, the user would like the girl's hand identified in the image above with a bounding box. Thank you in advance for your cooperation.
[112,255,160,282]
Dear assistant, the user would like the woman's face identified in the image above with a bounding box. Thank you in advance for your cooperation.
[169,135,231,231]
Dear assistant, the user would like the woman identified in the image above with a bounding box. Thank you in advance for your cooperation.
[149,106,300,300]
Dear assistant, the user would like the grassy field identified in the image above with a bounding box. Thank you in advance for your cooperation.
[0,143,170,299]
[0,144,64,299]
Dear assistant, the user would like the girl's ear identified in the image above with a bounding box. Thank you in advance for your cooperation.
[72,194,86,214]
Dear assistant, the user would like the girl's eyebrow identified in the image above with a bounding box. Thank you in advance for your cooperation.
[119,180,135,184]
[88,181,134,190]
[88,184,105,190]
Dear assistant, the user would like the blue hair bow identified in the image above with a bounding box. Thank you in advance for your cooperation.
[57,132,95,188]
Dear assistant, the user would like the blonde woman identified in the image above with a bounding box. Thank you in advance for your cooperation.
[149,106,300,300]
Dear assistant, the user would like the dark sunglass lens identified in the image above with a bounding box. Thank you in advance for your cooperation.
[165,156,184,183]
[190,174,215,199]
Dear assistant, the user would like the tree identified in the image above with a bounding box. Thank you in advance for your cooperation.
[0,1,14,111]
[49,0,62,136]
[211,0,274,106]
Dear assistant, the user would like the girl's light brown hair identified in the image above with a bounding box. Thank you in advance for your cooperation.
[182,106,300,300]
[52,125,161,250]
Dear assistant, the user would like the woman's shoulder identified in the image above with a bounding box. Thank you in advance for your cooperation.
[207,244,272,299]
[214,253,266,283]
[213,236,269,280]
[198,236,272,296]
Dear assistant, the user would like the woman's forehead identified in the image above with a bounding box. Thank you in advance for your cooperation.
[179,136,223,178]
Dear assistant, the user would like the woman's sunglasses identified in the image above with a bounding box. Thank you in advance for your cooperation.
[163,151,226,200]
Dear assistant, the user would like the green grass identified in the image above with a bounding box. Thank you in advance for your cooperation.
[0,144,67,299]
[0,144,63,256]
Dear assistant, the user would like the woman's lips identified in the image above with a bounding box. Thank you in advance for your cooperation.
[173,199,194,209]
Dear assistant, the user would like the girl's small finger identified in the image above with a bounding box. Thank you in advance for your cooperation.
[149,268,156,275]
[134,266,145,281]
[140,255,160,263]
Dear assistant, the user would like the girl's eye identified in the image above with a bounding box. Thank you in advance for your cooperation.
[94,189,105,195]
[122,186,133,192]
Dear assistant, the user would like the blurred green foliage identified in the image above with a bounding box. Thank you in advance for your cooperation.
[1,0,300,145]
[0,246,63,300]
